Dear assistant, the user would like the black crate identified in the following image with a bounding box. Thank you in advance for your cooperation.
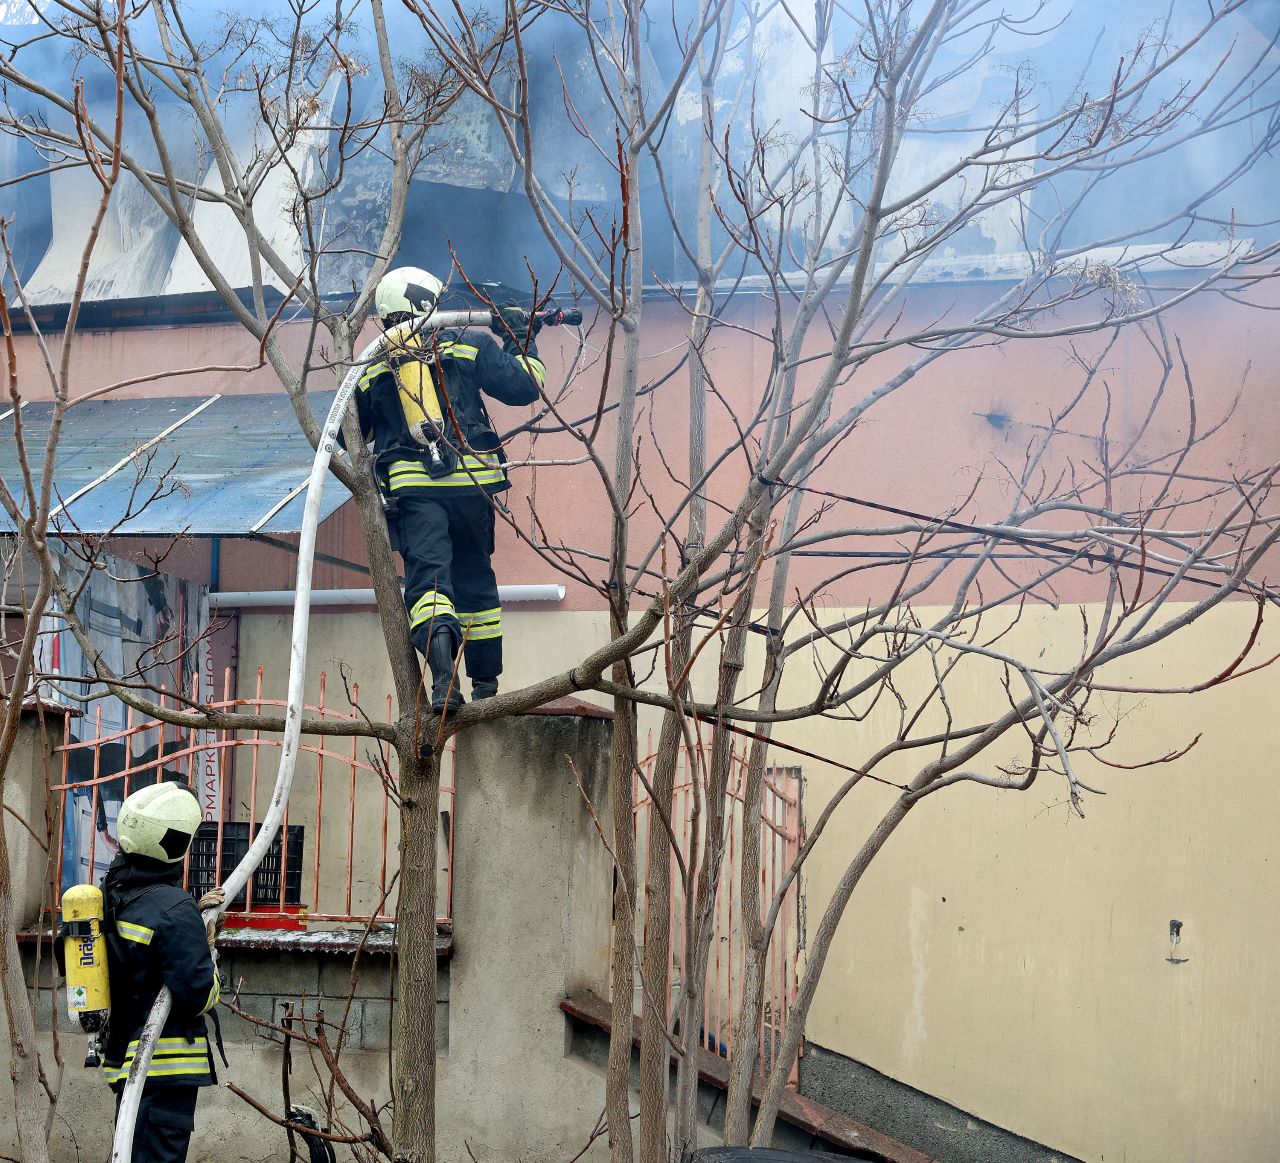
[189,822,304,910]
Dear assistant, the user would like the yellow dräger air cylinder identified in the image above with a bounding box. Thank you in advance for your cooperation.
[385,321,444,441]
[61,884,110,1065]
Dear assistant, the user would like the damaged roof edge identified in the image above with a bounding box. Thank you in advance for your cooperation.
[6,239,1252,332]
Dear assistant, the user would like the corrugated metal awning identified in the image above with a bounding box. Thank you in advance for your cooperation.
[0,391,351,536]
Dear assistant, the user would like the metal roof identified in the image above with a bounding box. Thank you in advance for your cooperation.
[0,391,350,536]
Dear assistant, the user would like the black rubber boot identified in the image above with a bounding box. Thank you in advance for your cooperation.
[427,627,463,714]
[471,677,499,701]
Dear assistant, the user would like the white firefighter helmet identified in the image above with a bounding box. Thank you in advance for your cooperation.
[117,783,202,863]
[375,266,443,323]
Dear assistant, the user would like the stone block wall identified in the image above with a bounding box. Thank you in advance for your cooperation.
[215,937,448,1053]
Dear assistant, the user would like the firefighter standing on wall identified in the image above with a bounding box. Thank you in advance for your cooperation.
[101,784,223,1163]
[350,266,546,711]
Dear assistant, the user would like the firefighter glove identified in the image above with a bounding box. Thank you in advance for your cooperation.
[491,305,542,344]
[198,887,226,946]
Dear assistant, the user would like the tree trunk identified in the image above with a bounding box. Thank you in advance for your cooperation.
[638,190,711,1154]
[637,699,685,1163]
[391,739,439,1163]
[606,688,639,1162]
[0,815,51,1163]
[670,588,753,1154]
[607,109,645,1152]
[725,470,807,1142]
[721,739,769,1144]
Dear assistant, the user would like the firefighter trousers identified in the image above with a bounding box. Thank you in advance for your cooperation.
[396,490,502,679]
[113,1084,199,1163]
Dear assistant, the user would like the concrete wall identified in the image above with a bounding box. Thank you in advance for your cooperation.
[438,708,616,1162]
[215,936,433,1055]
[3,711,58,930]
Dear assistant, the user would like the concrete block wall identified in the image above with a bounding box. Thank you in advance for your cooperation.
[21,935,448,1056]
[216,941,448,1052]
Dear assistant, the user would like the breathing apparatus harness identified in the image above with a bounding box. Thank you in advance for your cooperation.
[58,785,225,1075]
[372,301,575,501]
[57,867,229,1076]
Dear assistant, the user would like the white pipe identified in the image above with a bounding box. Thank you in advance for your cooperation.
[209,583,566,608]
[112,328,394,1161]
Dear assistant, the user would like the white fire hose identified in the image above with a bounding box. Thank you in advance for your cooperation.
[110,307,548,1159]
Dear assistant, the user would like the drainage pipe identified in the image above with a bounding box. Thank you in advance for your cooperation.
[113,308,502,1160]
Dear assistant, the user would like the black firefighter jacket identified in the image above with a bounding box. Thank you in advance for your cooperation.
[351,327,545,496]
[101,855,220,1089]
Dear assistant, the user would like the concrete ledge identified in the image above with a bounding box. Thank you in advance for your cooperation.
[215,926,453,959]
[521,694,614,719]
[799,1043,1084,1163]
[20,926,453,958]
[561,991,934,1163]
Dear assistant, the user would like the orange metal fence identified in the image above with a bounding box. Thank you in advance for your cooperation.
[633,741,803,1086]
[47,666,453,930]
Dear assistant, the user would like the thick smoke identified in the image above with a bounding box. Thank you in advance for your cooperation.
[0,0,1273,308]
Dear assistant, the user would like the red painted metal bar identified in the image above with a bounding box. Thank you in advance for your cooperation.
[46,664,430,930]
[313,690,328,916]
[629,744,804,1087]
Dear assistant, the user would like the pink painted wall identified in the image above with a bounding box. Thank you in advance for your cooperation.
[15,281,1278,610]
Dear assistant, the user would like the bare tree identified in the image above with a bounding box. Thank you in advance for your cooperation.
[0,12,133,1154]
[0,1,454,1158]
[2,1,1279,1162]
[408,0,1280,1158]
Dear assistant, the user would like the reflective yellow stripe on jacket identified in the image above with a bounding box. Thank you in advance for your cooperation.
[101,1034,212,1085]
[387,456,506,491]
[514,353,546,388]
[116,920,154,946]
[200,973,221,1016]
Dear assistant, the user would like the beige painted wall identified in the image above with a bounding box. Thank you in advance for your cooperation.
[789,601,1280,1163]
[237,598,1279,1163]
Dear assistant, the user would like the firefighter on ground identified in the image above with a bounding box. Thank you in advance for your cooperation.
[349,265,546,711]
[101,783,223,1163]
